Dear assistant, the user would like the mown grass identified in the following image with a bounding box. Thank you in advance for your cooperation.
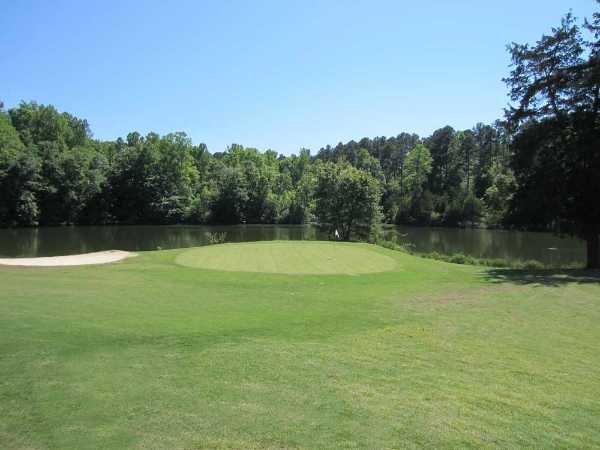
[175,241,397,274]
[1,241,599,449]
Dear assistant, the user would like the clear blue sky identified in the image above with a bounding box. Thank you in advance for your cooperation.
[2,1,597,154]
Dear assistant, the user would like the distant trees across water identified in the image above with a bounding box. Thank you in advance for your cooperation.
[0,101,513,231]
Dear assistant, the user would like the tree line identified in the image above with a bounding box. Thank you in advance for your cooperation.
[0,101,512,229]
[0,3,599,266]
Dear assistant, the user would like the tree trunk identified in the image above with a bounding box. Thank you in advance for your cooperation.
[586,232,600,269]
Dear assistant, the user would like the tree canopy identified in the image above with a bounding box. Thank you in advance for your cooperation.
[0,100,514,234]
[504,4,600,268]
[314,162,382,241]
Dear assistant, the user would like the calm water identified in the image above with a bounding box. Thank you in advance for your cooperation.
[0,224,586,266]
[391,225,585,267]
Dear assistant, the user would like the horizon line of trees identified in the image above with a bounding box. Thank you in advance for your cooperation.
[0,100,515,231]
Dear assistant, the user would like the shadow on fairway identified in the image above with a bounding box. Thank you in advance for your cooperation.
[481,268,600,287]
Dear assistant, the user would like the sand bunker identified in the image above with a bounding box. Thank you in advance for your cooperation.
[0,250,136,267]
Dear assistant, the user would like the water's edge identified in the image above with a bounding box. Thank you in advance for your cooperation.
[0,224,585,266]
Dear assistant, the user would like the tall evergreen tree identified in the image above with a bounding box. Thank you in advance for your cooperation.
[504,8,600,268]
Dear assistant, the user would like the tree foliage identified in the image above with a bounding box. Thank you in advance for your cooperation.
[0,101,515,231]
[504,5,600,268]
[314,162,382,240]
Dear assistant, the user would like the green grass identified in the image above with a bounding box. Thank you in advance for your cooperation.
[1,241,600,449]
[175,241,397,274]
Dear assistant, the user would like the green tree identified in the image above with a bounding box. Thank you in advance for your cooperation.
[425,126,455,195]
[402,144,433,223]
[152,132,200,223]
[209,164,249,224]
[0,112,41,226]
[472,123,509,198]
[504,7,600,268]
[356,148,384,181]
[314,163,382,240]
[9,101,90,149]
[484,160,516,227]
[0,98,525,232]
[107,134,160,223]
[34,142,107,224]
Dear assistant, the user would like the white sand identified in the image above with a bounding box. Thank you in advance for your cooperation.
[0,250,136,267]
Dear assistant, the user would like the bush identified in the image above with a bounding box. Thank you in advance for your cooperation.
[376,239,412,253]
[426,251,443,261]
[521,260,546,270]
[448,253,467,264]
[206,232,227,245]
[375,240,556,270]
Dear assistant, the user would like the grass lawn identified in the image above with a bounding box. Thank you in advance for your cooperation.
[1,241,599,449]
[175,241,398,274]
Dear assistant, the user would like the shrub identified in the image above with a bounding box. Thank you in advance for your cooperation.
[375,239,412,253]
[449,253,467,264]
[375,240,563,270]
[206,232,227,245]
[426,251,443,261]
[522,260,546,270]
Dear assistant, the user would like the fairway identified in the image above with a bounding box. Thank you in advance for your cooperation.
[175,241,397,274]
[1,242,600,449]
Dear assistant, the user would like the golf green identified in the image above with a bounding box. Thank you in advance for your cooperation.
[175,241,397,274]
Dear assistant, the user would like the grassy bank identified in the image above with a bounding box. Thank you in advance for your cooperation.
[1,241,599,449]
[376,238,583,270]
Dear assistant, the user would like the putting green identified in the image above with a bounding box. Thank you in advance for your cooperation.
[175,240,397,274]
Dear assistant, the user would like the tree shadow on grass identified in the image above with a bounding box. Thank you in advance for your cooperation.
[481,268,600,287]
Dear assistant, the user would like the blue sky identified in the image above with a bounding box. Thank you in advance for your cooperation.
[2,1,597,154]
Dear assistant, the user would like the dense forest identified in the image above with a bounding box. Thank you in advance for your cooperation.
[1,4,599,266]
[0,100,511,229]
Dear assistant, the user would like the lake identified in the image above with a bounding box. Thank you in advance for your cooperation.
[0,224,586,267]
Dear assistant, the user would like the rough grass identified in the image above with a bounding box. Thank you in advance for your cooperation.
[1,241,599,449]
[175,241,397,274]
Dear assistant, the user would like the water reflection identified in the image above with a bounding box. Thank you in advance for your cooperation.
[0,225,325,258]
[389,225,584,267]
